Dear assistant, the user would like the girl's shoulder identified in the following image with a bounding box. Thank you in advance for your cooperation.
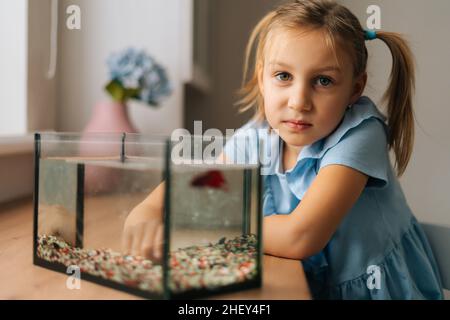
[331,95,388,143]
[324,95,388,154]
[300,96,390,189]
[301,95,388,161]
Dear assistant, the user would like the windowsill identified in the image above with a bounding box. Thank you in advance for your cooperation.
[0,134,34,156]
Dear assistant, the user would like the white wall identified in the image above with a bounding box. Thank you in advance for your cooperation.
[57,0,187,135]
[338,0,450,227]
[0,0,57,135]
[0,0,28,135]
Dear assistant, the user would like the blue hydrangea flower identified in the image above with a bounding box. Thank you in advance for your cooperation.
[106,47,172,106]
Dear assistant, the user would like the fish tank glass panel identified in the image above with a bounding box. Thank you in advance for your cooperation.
[34,132,262,299]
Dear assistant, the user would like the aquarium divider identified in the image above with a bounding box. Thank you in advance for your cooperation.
[162,138,172,299]
[242,169,251,235]
[32,133,41,265]
[75,164,84,248]
[121,132,126,162]
[256,138,263,285]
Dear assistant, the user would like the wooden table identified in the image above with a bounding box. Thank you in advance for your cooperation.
[0,198,311,300]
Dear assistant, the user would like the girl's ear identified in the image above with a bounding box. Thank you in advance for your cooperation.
[349,72,367,105]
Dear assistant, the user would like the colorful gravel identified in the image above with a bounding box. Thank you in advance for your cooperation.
[37,233,258,294]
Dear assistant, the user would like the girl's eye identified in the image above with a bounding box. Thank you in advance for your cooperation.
[315,76,333,87]
[275,72,292,82]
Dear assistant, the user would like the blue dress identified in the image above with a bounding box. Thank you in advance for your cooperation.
[224,96,443,300]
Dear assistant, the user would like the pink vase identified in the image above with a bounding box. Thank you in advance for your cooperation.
[83,100,138,133]
[81,100,138,195]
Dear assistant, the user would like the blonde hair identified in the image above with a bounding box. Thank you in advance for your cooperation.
[236,0,416,176]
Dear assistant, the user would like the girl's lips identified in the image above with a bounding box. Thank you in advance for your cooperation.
[283,120,312,131]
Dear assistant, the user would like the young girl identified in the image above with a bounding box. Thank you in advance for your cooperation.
[123,0,443,299]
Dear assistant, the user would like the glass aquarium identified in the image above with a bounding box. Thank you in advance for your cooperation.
[33,132,262,299]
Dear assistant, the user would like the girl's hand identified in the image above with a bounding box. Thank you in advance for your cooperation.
[121,204,164,262]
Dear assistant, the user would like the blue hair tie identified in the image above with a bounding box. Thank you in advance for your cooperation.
[364,29,377,41]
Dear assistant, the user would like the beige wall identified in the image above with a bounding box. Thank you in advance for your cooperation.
[27,0,57,132]
[184,0,287,132]
[0,153,33,203]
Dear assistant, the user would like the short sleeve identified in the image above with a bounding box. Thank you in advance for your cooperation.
[318,118,389,188]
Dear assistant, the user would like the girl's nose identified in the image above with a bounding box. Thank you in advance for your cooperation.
[287,84,312,112]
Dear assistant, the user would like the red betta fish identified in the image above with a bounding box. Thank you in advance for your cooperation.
[190,170,228,191]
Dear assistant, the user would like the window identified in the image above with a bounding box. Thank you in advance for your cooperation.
[0,0,28,136]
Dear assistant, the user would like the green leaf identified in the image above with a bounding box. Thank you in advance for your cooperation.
[105,79,126,103]
[105,79,141,103]
[123,87,140,100]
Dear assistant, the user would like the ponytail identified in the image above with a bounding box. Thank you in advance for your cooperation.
[377,31,416,176]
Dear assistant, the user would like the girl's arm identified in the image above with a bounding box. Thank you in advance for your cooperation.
[263,164,369,260]
[123,151,227,259]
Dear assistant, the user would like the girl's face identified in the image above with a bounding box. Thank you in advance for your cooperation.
[259,28,366,149]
